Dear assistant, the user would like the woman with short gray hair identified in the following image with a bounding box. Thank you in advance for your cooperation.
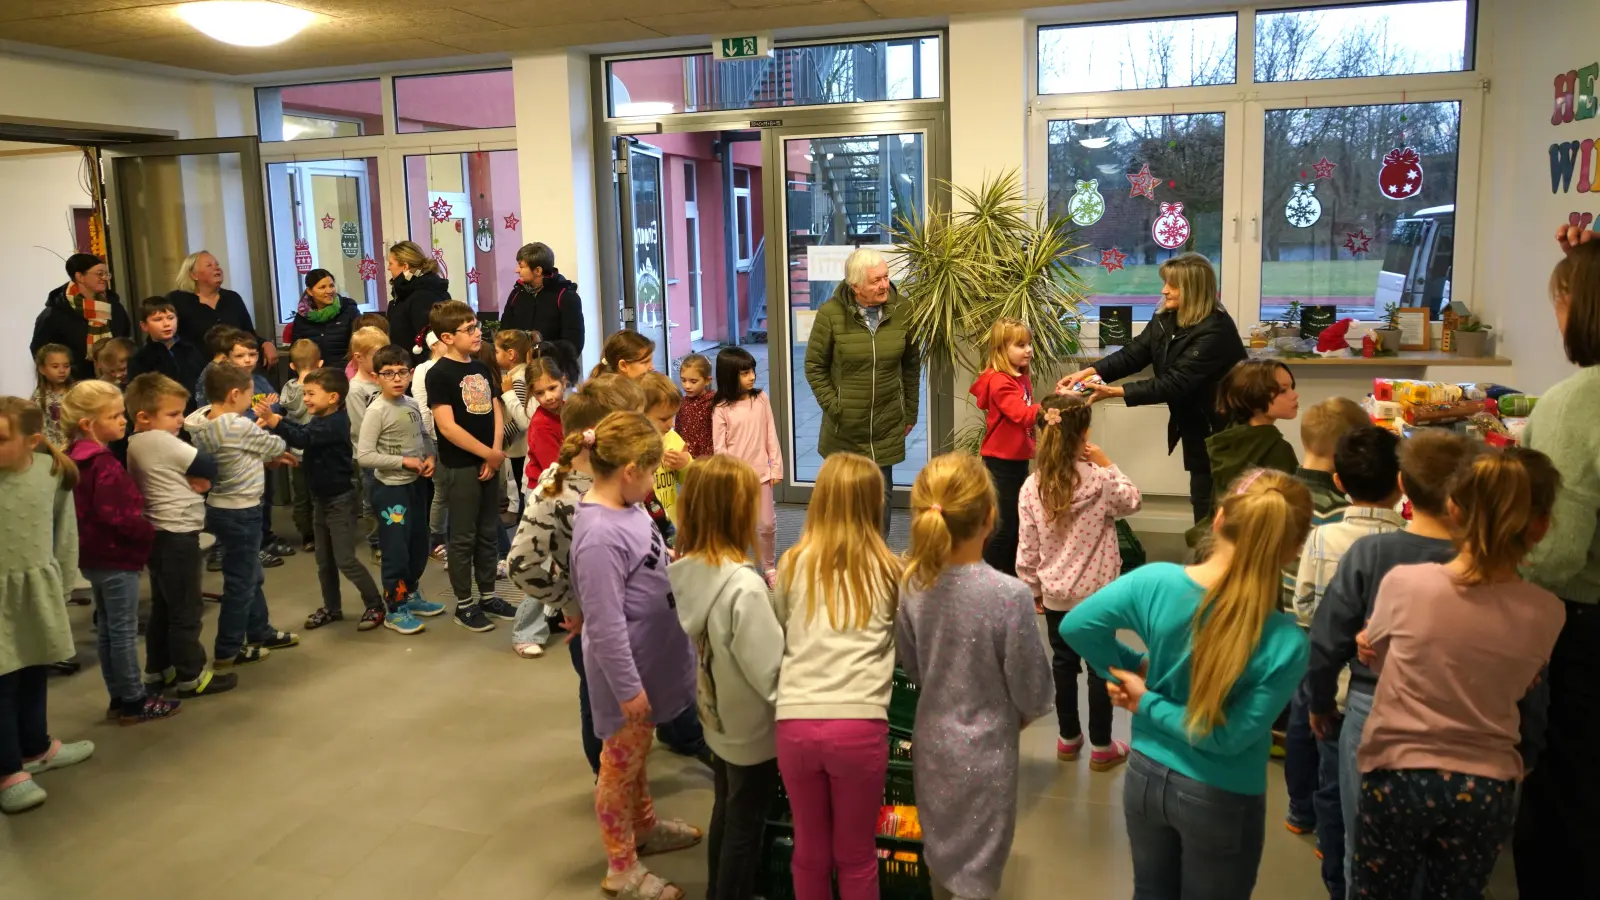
[168,249,275,364]
[803,247,923,534]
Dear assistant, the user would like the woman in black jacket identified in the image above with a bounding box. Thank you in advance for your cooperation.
[385,241,450,362]
[32,253,132,382]
[1056,253,1246,522]
[283,269,361,370]
[168,249,274,364]
[501,242,586,362]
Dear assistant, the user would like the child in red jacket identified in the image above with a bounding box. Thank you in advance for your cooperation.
[62,381,178,726]
[969,317,1041,579]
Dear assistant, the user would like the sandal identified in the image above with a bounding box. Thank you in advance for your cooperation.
[602,866,684,900]
[636,819,703,858]
[305,608,343,630]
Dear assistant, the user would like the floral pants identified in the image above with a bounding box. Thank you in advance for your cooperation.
[1350,767,1516,899]
[597,720,658,874]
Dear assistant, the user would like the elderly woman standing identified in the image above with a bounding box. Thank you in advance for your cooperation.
[804,247,922,535]
[168,250,275,365]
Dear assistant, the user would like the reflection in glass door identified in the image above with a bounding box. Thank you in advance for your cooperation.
[782,132,927,486]
[626,142,669,372]
[265,159,382,321]
[403,150,522,315]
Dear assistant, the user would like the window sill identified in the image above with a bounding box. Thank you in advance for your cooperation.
[1088,347,1510,368]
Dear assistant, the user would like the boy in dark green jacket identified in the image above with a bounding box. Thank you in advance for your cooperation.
[1186,359,1300,548]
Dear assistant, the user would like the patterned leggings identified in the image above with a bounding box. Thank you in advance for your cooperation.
[1351,767,1516,899]
[597,720,659,874]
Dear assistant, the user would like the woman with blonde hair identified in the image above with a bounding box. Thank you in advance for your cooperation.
[1057,252,1245,523]
[773,452,901,900]
[1062,468,1312,899]
[168,249,274,365]
[385,240,449,361]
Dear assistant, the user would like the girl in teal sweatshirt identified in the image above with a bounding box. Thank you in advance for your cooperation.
[1063,467,1312,900]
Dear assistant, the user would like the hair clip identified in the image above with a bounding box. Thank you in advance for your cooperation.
[1042,408,1063,426]
[929,503,943,513]
[1234,469,1267,495]
[581,429,597,447]
[599,357,609,366]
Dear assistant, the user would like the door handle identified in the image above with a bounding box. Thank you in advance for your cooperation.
[1251,216,1260,241]
[1232,215,1240,242]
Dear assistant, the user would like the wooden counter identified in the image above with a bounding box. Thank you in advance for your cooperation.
[1089,349,1512,368]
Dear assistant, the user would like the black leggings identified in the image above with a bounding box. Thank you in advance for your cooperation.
[1352,768,1515,899]
[0,666,51,779]
[982,456,1030,577]
[1044,610,1112,746]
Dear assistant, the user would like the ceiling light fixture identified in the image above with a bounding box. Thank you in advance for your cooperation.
[177,1,315,47]
[1078,137,1113,149]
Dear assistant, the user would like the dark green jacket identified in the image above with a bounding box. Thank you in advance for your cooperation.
[803,283,922,467]
[1185,422,1299,548]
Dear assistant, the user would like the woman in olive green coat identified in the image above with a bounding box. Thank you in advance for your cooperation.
[803,247,923,534]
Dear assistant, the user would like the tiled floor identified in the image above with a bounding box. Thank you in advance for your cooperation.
[0,515,1515,899]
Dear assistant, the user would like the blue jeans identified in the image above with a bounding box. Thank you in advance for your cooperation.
[85,568,143,704]
[1314,734,1346,898]
[208,504,273,659]
[1123,750,1266,900]
[1285,684,1319,828]
[370,479,429,601]
[1339,689,1373,896]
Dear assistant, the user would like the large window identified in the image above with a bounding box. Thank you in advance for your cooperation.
[257,80,384,142]
[265,159,384,322]
[1255,2,1471,83]
[394,70,515,133]
[1038,15,1238,94]
[403,151,522,312]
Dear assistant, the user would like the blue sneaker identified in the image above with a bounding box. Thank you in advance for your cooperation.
[403,593,445,618]
[384,609,425,635]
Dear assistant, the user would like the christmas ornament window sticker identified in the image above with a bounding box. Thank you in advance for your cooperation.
[1285,182,1322,228]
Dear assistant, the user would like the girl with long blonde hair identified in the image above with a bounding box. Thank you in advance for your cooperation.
[897,453,1052,900]
[968,317,1040,578]
[773,452,900,900]
[1062,468,1312,899]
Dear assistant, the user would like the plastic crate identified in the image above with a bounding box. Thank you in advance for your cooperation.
[889,668,921,733]
[756,824,933,900]
[769,758,916,823]
[888,728,914,763]
[1117,519,1146,574]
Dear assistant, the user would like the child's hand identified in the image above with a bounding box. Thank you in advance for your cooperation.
[1355,629,1376,666]
[1083,442,1112,468]
[263,393,280,408]
[562,612,582,643]
[664,448,691,471]
[268,452,298,469]
[420,456,436,478]
[1310,711,1341,741]
[1106,666,1147,713]
[402,457,424,473]
[185,476,211,494]
[501,374,516,394]
[620,690,652,724]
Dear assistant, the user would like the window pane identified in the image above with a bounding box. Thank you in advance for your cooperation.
[1046,113,1227,322]
[1259,101,1460,323]
[608,36,941,117]
[265,159,384,322]
[394,70,515,133]
[257,80,383,141]
[402,150,522,312]
[1254,2,1469,82]
[1038,15,1237,94]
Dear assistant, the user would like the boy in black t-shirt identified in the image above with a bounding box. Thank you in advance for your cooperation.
[425,300,515,632]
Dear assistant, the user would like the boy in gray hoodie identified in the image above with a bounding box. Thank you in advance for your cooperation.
[667,454,785,900]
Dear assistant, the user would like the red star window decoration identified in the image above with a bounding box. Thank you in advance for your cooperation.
[320,213,335,229]
[1343,228,1373,256]
[428,197,453,223]
[431,247,448,277]
[466,267,480,285]
[358,256,378,281]
[1126,163,1157,201]
[1099,247,1128,273]
[503,212,520,230]
[1312,157,1338,180]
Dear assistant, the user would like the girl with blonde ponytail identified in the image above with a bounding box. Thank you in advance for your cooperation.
[1062,468,1313,899]
[896,453,1052,900]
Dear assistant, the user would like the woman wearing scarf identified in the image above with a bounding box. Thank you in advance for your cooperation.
[31,253,131,382]
[282,269,361,370]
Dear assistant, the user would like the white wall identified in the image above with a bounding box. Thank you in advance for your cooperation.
[0,150,94,396]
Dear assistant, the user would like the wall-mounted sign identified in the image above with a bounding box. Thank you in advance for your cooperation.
[715,32,771,60]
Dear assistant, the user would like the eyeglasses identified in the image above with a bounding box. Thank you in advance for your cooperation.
[455,323,482,335]
[377,369,410,380]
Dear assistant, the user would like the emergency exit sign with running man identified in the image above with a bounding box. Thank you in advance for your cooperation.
[715,33,771,60]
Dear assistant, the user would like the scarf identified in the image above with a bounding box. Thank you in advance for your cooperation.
[300,295,342,323]
[68,284,112,356]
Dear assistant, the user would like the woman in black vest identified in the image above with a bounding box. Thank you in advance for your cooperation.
[168,250,275,364]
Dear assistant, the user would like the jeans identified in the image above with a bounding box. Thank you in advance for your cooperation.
[570,634,605,774]
[0,666,51,780]
[1352,768,1516,900]
[1513,598,1600,899]
[145,530,207,684]
[436,464,502,605]
[982,456,1029,577]
[207,504,274,659]
[259,468,277,546]
[1314,734,1346,899]
[777,718,889,900]
[1339,689,1374,893]
[509,589,552,648]
[1123,750,1266,900]
[879,465,894,536]
[1182,430,1213,524]
[428,474,447,545]
[84,568,143,705]
[289,463,313,540]
[1044,610,1111,746]
[708,755,780,900]
[369,480,429,603]
[313,489,382,613]
[1285,685,1319,828]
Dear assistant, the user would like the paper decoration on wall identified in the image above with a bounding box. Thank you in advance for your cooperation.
[1067,180,1105,226]
[358,256,379,282]
[503,212,520,230]
[1343,228,1373,256]
[1099,306,1133,347]
[1571,211,1595,230]
[293,239,312,274]
[1378,147,1424,199]
[1300,305,1339,340]
[466,267,480,285]
[320,213,334,230]
[428,197,454,223]
[1098,247,1127,273]
[1285,182,1322,228]
[340,222,359,259]
[475,217,494,253]
[1152,202,1191,250]
[1312,157,1338,180]
[1126,163,1158,201]
[431,247,448,278]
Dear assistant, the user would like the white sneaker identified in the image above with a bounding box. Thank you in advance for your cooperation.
[514,643,545,659]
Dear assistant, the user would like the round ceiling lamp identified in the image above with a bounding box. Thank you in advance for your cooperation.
[177,1,316,47]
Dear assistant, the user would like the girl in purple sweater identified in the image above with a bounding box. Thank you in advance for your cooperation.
[569,411,701,900]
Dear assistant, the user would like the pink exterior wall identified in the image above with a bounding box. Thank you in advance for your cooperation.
[611,57,689,112]
[280,71,515,134]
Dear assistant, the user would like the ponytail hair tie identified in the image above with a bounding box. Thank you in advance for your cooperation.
[1042,408,1062,426]
[929,503,943,514]
[582,429,597,447]
[600,357,609,367]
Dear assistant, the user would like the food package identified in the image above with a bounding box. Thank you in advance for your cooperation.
[1373,378,1399,401]
[1402,398,1486,425]
[1370,399,1403,421]
[1396,381,1464,405]
[877,805,922,840]
[1496,394,1539,417]
[1500,416,1530,442]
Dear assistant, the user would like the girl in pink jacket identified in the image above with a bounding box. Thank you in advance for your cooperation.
[1017,393,1141,771]
[712,347,782,584]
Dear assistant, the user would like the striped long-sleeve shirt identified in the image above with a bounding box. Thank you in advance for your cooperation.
[183,408,287,509]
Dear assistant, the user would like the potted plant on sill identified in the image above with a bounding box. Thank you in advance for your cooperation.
[1453,315,1493,357]
[1373,302,1403,353]
[891,169,1088,454]
[1273,300,1303,340]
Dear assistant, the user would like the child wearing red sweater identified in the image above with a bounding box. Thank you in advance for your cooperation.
[968,318,1041,577]
[524,356,568,488]
[62,381,179,725]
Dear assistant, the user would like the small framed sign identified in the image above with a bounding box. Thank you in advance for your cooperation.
[1397,306,1431,351]
[1299,305,1338,341]
[1099,306,1133,347]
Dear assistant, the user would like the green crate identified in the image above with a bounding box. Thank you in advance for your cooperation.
[769,759,916,823]
[1117,519,1146,574]
[756,824,933,900]
[889,668,921,733]
[888,729,914,763]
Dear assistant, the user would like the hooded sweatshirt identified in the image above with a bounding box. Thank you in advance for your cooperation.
[669,556,785,765]
[68,439,155,571]
[1186,422,1299,547]
[1016,463,1142,610]
[969,368,1039,460]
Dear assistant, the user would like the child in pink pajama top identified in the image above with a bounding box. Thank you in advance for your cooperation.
[711,347,782,582]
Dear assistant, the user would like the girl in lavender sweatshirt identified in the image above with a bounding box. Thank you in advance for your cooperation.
[1016,393,1141,771]
[711,347,782,584]
[570,410,701,900]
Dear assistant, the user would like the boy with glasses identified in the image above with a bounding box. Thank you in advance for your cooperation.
[425,301,515,632]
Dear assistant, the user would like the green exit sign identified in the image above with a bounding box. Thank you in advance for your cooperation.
[715,32,770,60]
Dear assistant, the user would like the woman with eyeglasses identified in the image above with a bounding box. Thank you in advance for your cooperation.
[386,241,451,365]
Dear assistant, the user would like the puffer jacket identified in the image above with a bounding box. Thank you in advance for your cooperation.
[803,282,922,467]
[388,270,450,362]
[284,294,361,370]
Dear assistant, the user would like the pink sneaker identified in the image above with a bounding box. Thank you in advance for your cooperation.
[1057,735,1084,762]
[1089,740,1131,772]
